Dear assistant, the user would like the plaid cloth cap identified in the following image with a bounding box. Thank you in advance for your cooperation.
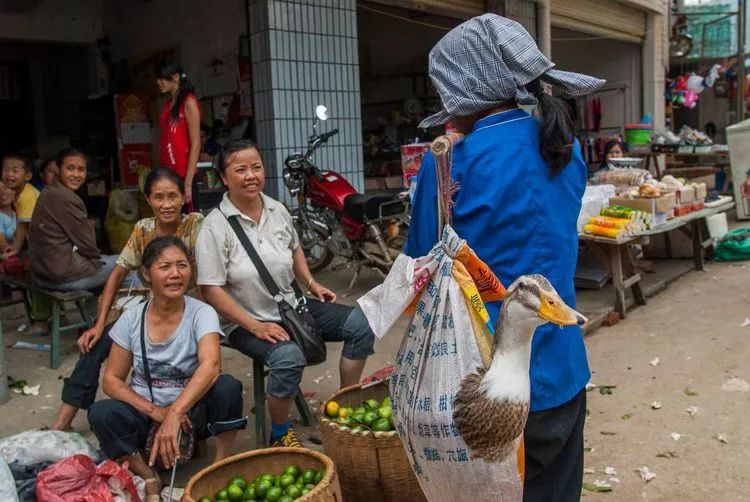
[420,14,605,129]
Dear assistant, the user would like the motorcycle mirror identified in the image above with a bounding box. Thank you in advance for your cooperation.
[315,105,329,121]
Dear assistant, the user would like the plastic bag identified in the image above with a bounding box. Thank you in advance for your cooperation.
[0,431,98,467]
[577,185,616,233]
[36,455,140,502]
[104,189,139,254]
[358,226,523,502]
[0,458,18,502]
[714,228,750,261]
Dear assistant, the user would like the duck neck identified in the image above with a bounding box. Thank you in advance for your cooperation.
[482,314,537,401]
[492,313,536,360]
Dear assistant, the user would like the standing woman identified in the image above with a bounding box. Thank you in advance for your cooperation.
[155,62,201,209]
[51,168,204,431]
[405,15,604,502]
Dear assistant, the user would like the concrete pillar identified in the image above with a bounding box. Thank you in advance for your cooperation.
[247,0,363,203]
[642,9,668,129]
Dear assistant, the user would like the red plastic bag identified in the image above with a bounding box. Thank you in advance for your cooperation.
[36,455,140,502]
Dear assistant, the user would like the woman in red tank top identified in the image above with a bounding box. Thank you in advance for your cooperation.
[155,62,201,206]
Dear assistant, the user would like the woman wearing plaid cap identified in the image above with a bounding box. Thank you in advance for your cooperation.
[405,14,605,502]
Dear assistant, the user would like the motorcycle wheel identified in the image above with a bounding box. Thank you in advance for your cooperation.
[297,224,334,272]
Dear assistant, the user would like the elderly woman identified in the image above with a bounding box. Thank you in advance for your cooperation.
[197,140,375,447]
[405,14,604,502]
[88,237,245,501]
[52,168,204,432]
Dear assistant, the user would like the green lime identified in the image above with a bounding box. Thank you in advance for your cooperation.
[354,406,366,416]
[351,425,366,432]
[364,398,380,410]
[229,476,248,491]
[260,473,275,484]
[283,464,300,479]
[244,484,257,500]
[215,488,229,500]
[363,410,378,425]
[381,396,392,408]
[266,486,283,501]
[226,483,245,502]
[198,497,212,502]
[345,407,354,417]
[302,488,310,495]
[286,484,302,499]
[336,416,352,426]
[302,468,316,485]
[255,480,271,498]
[378,406,392,420]
[372,417,392,431]
[304,483,316,491]
[315,470,324,484]
[279,474,296,489]
[279,497,294,502]
[296,475,305,486]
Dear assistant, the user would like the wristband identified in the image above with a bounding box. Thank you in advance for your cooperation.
[307,277,315,289]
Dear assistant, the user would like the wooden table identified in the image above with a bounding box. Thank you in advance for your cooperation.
[579,201,734,319]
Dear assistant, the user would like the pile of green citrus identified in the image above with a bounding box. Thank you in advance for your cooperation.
[200,465,325,502]
[324,396,395,432]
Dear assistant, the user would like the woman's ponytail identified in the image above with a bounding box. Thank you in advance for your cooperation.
[155,62,195,121]
[525,78,575,174]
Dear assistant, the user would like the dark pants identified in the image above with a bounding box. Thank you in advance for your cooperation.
[61,333,114,410]
[88,374,246,460]
[523,390,586,502]
[228,300,375,399]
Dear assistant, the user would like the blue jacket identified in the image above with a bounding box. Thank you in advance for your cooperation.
[405,108,589,412]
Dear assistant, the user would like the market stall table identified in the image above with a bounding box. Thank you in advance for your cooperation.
[579,200,735,320]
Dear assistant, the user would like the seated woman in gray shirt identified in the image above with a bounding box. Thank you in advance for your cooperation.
[88,236,246,501]
[196,140,375,448]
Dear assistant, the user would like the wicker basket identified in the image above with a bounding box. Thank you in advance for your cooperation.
[319,382,426,502]
[183,448,342,502]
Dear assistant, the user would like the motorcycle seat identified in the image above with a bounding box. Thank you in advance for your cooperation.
[343,192,405,222]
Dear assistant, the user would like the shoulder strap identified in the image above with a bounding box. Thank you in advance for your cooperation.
[431,133,465,232]
[139,302,154,402]
[219,210,283,298]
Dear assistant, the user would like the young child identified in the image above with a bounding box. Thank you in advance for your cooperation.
[40,158,59,187]
[0,180,16,254]
[1,154,39,258]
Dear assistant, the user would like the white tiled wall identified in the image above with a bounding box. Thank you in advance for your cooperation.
[249,0,363,203]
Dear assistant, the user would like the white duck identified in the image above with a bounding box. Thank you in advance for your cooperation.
[453,274,587,462]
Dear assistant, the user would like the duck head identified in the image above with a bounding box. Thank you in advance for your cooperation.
[494,274,587,353]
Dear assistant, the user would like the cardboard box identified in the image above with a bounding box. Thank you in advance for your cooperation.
[676,186,696,204]
[690,175,716,190]
[609,192,676,213]
[692,183,707,199]
[674,202,693,217]
[384,176,404,189]
[364,177,386,192]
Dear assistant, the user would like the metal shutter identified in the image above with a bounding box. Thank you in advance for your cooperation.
[551,0,647,43]
[365,0,484,20]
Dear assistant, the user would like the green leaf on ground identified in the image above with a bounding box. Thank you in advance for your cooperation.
[684,388,699,396]
[583,482,612,493]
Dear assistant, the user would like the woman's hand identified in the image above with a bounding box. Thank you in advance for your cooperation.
[148,410,192,468]
[77,324,104,354]
[184,182,193,204]
[251,322,289,344]
[310,281,336,303]
[148,405,170,424]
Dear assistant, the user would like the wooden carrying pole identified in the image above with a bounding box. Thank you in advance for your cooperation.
[738,0,746,121]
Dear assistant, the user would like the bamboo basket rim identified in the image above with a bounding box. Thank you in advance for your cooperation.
[184,447,337,502]
[319,382,398,439]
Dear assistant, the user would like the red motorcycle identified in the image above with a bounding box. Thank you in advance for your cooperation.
[283,106,409,292]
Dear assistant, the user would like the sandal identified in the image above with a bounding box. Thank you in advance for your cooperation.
[144,476,162,502]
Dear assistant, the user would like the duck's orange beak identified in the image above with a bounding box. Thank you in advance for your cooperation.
[537,290,587,327]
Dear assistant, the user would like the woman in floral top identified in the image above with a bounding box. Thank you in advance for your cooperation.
[52,168,204,431]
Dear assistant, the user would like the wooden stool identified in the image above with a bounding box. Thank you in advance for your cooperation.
[252,359,314,448]
[0,274,94,369]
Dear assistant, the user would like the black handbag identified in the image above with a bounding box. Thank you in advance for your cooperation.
[221,211,327,366]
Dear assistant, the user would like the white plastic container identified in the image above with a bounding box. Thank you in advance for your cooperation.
[726,119,750,219]
[706,212,729,240]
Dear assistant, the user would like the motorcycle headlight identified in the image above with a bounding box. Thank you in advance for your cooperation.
[283,168,302,193]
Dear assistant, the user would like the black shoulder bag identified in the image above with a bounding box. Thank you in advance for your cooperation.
[221,211,326,366]
[139,302,200,466]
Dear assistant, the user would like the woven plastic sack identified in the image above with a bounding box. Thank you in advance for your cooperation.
[359,226,522,501]
[714,228,750,262]
[0,431,98,467]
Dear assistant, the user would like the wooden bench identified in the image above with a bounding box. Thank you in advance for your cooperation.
[0,274,94,369]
